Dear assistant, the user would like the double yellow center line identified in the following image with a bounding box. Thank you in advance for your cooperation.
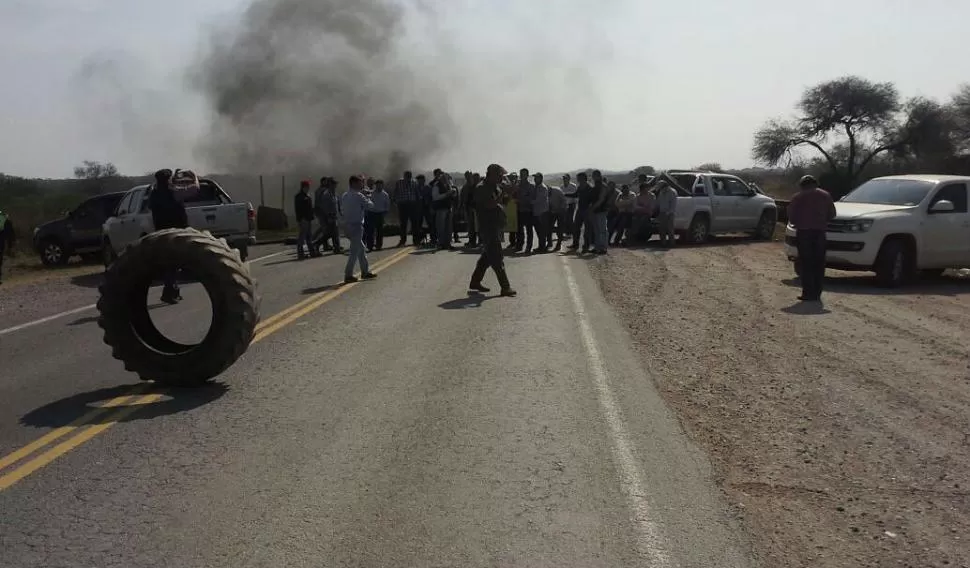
[0,247,414,492]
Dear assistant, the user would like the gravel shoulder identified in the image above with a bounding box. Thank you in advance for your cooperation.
[588,237,970,568]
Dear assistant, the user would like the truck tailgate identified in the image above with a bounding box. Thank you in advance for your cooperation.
[187,203,250,239]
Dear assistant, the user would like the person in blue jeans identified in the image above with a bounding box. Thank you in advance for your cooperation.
[339,175,378,284]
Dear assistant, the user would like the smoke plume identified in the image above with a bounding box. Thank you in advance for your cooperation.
[192,0,452,180]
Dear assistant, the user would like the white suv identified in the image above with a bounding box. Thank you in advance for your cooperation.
[784,175,970,287]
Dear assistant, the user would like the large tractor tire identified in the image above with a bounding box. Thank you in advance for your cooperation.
[97,228,259,387]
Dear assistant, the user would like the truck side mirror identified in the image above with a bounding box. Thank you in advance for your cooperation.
[929,199,955,213]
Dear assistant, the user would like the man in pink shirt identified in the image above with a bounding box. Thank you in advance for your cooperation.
[787,175,837,302]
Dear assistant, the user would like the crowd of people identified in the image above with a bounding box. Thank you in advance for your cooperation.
[289,165,686,293]
[293,168,682,258]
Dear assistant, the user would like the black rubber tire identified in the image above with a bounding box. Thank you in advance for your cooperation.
[102,240,118,269]
[97,228,259,387]
[686,215,710,244]
[754,209,777,240]
[874,238,913,288]
[39,238,69,266]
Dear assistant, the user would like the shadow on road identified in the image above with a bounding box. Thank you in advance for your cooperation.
[781,302,831,315]
[70,272,104,289]
[302,284,338,295]
[781,273,970,297]
[438,293,493,309]
[20,382,229,428]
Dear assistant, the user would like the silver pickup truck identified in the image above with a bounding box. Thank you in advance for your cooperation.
[102,178,254,265]
[654,171,778,243]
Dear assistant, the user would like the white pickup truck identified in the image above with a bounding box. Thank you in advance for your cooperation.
[102,178,254,264]
[783,174,970,287]
[655,171,779,243]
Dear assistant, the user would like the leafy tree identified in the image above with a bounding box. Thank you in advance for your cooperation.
[752,76,949,197]
[630,165,656,176]
[73,160,119,180]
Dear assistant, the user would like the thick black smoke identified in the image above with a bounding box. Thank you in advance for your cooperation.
[193,0,452,179]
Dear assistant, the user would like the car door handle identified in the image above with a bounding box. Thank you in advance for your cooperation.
[201,207,218,212]
[205,214,216,222]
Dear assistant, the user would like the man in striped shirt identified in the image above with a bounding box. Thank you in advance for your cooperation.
[393,171,422,247]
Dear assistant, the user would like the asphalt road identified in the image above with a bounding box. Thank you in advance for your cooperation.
[0,241,754,568]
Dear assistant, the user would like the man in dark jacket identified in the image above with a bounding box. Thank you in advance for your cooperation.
[0,209,15,285]
[149,168,188,304]
[788,175,837,302]
[313,177,342,255]
[294,179,316,259]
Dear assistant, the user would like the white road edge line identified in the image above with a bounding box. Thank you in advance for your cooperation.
[0,304,98,337]
[0,248,289,338]
[248,250,289,263]
[561,257,672,567]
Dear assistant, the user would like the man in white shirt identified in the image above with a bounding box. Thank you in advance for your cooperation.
[339,175,378,283]
[547,184,566,250]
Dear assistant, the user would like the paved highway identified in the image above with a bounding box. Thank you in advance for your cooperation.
[0,243,753,567]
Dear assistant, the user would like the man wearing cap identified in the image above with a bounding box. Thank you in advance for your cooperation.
[468,164,517,297]
[149,168,189,304]
[788,175,836,302]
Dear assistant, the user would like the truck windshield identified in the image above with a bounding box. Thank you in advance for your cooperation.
[841,179,934,206]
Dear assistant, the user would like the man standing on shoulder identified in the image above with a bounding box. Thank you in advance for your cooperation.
[149,168,189,304]
[569,172,594,252]
[460,171,479,248]
[392,171,422,247]
[655,180,678,247]
[561,173,578,238]
[294,180,316,259]
[532,172,551,253]
[468,163,516,297]
[431,171,456,250]
[339,175,377,284]
[516,168,537,253]
[365,179,391,252]
[547,182,567,251]
[788,175,836,302]
[588,170,612,254]
[0,208,15,285]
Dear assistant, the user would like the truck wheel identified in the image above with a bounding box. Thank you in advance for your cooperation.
[39,238,69,266]
[874,238,913,288]
[754,210,777,240]
[686,215,710,244]
[97,228,259,387]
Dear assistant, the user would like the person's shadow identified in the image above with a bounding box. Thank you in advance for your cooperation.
[438,293,493,309]
[781,302,831,315]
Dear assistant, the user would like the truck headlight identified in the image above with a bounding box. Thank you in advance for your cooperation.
[845,219,874,233]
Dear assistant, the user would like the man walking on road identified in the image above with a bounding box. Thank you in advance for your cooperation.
[393,171,422,247]
[149,168,189,304]
[788,175,836,302]
[339,175,377,284]
[365,179,390,252]
[314,177,342,255]
[0,208,15,285]
[468,164,516,297]
[547,181,566,250]
[294,180,316,260]
[656,180,678,247]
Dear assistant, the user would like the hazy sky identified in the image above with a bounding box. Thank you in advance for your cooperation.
[2,0,969,178]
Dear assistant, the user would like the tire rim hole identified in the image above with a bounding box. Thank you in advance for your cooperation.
[139,268,215,350]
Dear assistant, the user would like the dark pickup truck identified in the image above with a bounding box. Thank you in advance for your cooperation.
[33,192,126,266]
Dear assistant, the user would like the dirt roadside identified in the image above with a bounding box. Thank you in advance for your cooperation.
[589,238,970,568]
